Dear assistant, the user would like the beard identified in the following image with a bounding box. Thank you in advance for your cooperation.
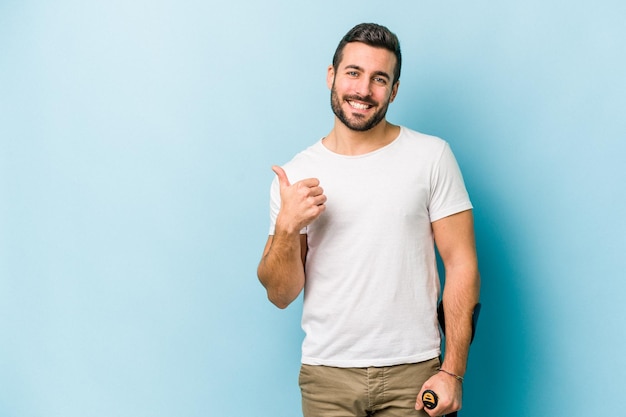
[330,84,390,132]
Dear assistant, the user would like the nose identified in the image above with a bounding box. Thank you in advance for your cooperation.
[354,78,371,97]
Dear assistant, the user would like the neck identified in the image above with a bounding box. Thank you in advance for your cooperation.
[324,119,400,156]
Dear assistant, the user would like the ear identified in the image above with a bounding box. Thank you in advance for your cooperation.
[389,80,400,103]
[326,65,335,90]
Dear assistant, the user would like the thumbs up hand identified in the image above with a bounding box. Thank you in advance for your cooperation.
[272,165,327,234]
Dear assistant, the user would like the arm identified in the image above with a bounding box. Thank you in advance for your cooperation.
[257,166,326,309]
[436,209,480,379]
[416,209,480,415]
[258,233,308,309]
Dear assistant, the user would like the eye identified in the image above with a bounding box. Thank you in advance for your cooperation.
[347,71,359,77]
[373,77,387,85]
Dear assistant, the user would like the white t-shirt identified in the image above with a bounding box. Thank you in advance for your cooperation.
[268,126,472,367]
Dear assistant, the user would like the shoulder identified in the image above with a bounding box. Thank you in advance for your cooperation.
[280,140,327,182]
[396,126,449,156]
[399,126,446,144]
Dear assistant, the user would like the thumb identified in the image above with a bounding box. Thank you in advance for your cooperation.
[415,388,426,411]
[415,395,423,411]
[272,165,291,188]
[415,399,424,411]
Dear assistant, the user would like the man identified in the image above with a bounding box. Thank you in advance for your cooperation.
[258,23,480,417]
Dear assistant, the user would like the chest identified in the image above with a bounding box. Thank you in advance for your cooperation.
[315,160,432,226]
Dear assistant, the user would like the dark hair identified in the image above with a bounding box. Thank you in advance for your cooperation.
[332,23,402,85]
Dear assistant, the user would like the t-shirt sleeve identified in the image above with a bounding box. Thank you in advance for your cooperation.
[268,177,280,235]
[428,143,473,222]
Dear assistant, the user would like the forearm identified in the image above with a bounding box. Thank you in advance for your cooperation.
[258,166,325,308]
[418,211,478,413]
[440,266,480,376]
[257,230,306,309]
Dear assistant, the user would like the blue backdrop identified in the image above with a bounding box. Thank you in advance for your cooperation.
[1,1,625,416]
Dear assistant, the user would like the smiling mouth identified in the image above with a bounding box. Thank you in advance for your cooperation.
[347,100,373,110]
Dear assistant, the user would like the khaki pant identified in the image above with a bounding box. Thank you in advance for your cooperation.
[299,358,440,417]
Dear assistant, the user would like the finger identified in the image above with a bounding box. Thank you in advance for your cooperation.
[415,391,424,410]
[415,397,423,411]
[299,177,320,188]
[309,194,327,208]
[309,185,324,197]
[415,387,435,412]
[272,165,291,188]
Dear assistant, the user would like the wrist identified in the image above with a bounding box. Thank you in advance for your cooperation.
[437,367,464,383]
[275,218,303,236]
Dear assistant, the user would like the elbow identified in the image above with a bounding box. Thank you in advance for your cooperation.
[257,267,301,309]
[258,278,294,309]
[266,287,298,309]
[269,295,291,310]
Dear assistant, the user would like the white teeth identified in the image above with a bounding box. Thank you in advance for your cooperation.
[348,101,371,110]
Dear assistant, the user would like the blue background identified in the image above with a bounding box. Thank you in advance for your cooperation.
[1,1,625,416]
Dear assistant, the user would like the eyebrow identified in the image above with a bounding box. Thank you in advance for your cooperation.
[344,65,391,81]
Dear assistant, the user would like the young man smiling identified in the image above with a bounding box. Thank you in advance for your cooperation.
[258,23,480,417]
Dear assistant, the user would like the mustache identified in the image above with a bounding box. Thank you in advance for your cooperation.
[344,95,377,106]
